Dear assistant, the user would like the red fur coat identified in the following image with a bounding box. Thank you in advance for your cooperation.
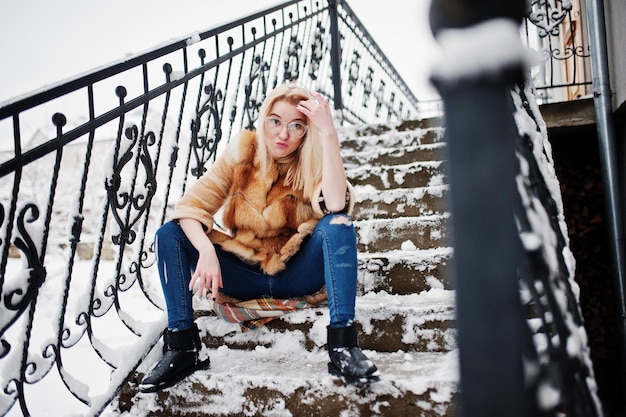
[171,130,323,275]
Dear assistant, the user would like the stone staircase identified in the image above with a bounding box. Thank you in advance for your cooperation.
[118,117,458,417]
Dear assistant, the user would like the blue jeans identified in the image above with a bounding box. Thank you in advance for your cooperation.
[154,214,358,331]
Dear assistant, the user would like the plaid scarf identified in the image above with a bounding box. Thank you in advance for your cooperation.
[213,297,323,332]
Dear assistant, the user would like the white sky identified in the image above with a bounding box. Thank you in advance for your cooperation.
[0,0,441,104]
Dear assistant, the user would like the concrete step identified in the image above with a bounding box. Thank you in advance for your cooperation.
[129,348,458,417]
[352,185,449,220]
[341,129,444,154]
[395,117,446,133]
[341,120,445,152]
[193,290,456,354]
[348,160,446,190]
[344,142,446,167]
[358,247,453,295]
[355,214,450,252]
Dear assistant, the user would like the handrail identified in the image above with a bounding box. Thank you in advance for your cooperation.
[0,1,422,415]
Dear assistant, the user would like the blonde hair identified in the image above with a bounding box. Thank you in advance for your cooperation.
[256,83,323,200]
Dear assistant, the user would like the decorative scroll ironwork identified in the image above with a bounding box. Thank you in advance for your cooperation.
[362,67,374,108]
[191,84,224,177]
[106,105,158,247]
[347,51,360,96]
[523,0,591,102]
[244,56,271,131]
[308,22,325,80]
[5,204,46,311]
[0,1,422,415]
[284,36,302,82]
[528,0,573,37]
[375,81,386,118]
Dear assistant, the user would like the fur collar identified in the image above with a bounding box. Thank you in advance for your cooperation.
[209,131,320,275]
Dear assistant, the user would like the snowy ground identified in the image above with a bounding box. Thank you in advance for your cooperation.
[3,257,165,417]
[119,348,458,417]
[3,246,458,417]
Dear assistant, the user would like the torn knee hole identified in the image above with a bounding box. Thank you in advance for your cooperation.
[330,216,352,226]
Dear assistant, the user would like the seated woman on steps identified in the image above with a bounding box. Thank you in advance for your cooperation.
[139,82,379,393]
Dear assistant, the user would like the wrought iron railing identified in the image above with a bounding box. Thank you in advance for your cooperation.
[514,82,603,416]
[0,1,422,415]
[523,0,593,103]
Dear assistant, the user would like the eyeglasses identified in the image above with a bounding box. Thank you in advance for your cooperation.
[264,117,308,138]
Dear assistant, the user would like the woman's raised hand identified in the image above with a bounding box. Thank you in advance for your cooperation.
[296,91,336,137]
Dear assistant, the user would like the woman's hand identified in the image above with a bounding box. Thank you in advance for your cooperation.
[179,218,223,300]
[296,91,336,138]
[188,243,222,299]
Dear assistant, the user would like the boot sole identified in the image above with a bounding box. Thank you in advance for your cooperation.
[139,358,211,393]
[327,362,381,386]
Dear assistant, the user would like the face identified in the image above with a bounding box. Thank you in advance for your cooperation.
[263,100,307,160]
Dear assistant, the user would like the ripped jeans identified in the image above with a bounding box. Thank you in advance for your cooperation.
[154,214,358,331]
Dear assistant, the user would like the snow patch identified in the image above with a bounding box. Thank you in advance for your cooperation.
[432,18,541,81]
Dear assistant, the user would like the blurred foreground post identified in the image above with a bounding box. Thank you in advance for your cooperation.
[429,1,534,416]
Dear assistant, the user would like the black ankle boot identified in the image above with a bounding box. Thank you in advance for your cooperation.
[138,324,211,393]
[327,324,380,386]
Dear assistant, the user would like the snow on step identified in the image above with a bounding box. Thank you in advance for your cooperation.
[128,348,458,417]
[358,246,454,294]
[349,160,446,189]
[343,142,446,167]
[356,214,450,251]
[353,185,449,219]
[340,125,445,153]
[192,289,456,354]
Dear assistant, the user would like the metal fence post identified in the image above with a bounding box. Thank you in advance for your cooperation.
[586,0,626,413]
[429,1,534,416]
[438,74,534,417]
[328,0,343,111]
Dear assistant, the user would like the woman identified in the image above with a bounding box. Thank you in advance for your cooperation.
[139,83,379,393]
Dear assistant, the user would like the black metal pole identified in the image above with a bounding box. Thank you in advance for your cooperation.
[429,1,534,416]
[586,0,626,413]
[437,73,532,417]
[328,0,343,111]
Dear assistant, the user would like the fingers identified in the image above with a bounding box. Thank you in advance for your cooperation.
[188,271,200,292]
[189,270,221,300]
[298,91,329,114]
[189,248,222,300]
[310,90,327,102]
[211,275,221,301]
[189,271,205,298]
[310,92,329,111]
